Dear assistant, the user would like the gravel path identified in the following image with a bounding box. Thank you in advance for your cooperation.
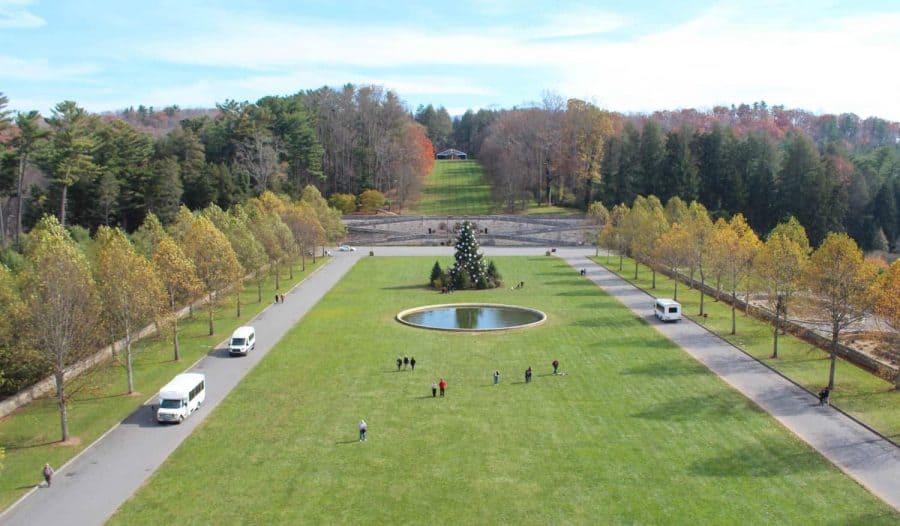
[1,246,896,524]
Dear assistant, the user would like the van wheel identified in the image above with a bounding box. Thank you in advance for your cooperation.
[178,415,184,423]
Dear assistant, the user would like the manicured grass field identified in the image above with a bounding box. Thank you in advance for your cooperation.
[409,160,495,215]
[0,258,326,511]
[594,254,900,440]
[110,257,897,524]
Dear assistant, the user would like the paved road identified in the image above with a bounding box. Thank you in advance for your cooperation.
[0,253,364,526]
[2,246,897,524]
[556,250,900,512]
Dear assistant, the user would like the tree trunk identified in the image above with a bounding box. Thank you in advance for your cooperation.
[301,250,306,272]
[288,261,294,279]
[16,155,26,245]
[172,311,181,361]
[673,279,679,301]
[634,260,639,280]
[618,253,623,271]
[256,275,262,303]
[0,200,7,247]
[274,262,280,289]
[236,292,241,318]
[731,291,737,335]
[699,269,706,315]
[56,371,69,442]
[651,269,656,289]
[208,293,215,336]
[59,184,68,227]
[772,310,780,358]
[125,337,134,394]
[828,328,838,390]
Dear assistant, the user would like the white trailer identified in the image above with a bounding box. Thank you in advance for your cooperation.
[156,373,206,424]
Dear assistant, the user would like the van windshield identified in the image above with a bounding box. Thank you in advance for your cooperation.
[231,337,246,346]
[160,399,183,409]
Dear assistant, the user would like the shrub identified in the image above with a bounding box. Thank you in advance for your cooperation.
[359,190,387,214]
[328,194,357,215]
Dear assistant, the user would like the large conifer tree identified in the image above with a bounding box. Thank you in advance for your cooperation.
[447,221,498,289]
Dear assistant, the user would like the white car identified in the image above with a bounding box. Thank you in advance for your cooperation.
[338,245,356,252]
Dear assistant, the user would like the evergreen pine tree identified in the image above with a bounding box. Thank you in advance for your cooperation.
[448,221,495,289]
[430,261,444,288]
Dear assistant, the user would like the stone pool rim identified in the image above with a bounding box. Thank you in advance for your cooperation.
[396,303,547,332]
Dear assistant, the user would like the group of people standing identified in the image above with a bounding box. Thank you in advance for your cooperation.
[396,356,416,371]
[273,293,286,304]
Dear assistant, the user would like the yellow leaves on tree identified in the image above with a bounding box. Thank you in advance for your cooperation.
[94,226,166,394]
[806,232,878,389]
[181,216,244,336]
[873,260,900,332]
[20,215,100,441]
[153,236,203,361]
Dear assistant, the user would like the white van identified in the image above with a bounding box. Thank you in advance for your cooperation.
[229,326,256,356]
[156,373,206,424]
[655,298,682,322]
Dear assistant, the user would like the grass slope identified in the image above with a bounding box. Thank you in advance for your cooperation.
[0,258,326,510]
[110,257,896,524]
[409,160,495,215]
[595,254,900,439]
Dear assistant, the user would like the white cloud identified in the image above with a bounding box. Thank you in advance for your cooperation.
[0,0,45,28]
[0,56,100,80]
[552,10,900,120]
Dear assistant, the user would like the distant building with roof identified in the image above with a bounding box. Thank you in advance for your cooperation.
[436,148,468,160]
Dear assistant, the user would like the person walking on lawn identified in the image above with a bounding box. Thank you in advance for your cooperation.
[431,381,438,397]
[439,378,447,397]
[359,419,368,441]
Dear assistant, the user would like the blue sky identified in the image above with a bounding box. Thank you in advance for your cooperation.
[2,0,899,119]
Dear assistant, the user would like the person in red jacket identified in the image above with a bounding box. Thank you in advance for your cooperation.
[438,378,447,397]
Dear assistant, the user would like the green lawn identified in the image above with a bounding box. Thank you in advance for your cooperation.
[521,202,584,216]
[0,258,326,511]
[594,254,900,440]
[110,257,897,525]
[409,160,495,215]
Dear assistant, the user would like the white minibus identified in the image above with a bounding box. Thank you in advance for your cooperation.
[156,373,206,424]
[654,298,682,322]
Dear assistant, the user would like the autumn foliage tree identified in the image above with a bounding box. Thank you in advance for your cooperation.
[873,260,900,333]
[753,218,810,358]
[181,216,244,336]
[94,226,166,394]
[805,233,877,389]
[153,236,203,361]
[19,216,101,441]
[710,214,761,334]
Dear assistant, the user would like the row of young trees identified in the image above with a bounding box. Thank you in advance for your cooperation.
[0,86,434,245]
[0,189,344,441]
[592,196,899,390]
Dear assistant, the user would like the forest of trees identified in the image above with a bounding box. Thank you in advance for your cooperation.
[443,98,900,251]
[0,85,435,249]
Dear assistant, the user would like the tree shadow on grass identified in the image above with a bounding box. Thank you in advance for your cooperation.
[689,443,827,477]
[633,394,759,422]
[381,284,430,291]
[620,359,707,377]
[544,279,587,287]
[3,440,59,451]
[556,290,602,297]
